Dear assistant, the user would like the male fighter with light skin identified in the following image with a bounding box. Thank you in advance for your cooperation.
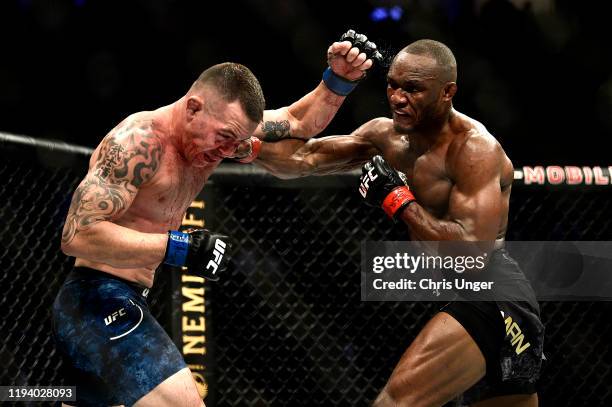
[54,32,377,407]
[244,40,544,406]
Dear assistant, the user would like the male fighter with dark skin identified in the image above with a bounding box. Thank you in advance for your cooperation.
[57,38,374,406]
[249,41,539,406]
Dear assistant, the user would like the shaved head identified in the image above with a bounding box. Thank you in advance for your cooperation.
[386,40,459,132]
[398,39,457,83]
[190,62,265,124]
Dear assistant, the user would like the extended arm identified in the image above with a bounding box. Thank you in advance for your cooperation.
[256,84,345,141]
[61,123,166,268]
[233,30,386,179]
[234,30,381,169]
[254,38,374,141]
[255,119,384,179]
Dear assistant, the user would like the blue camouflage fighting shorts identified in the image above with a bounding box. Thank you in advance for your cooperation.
[52,267,186,406]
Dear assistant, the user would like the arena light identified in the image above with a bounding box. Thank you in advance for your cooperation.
[370,7,389,22]
[370,6,404,22]
[389,6,403,21]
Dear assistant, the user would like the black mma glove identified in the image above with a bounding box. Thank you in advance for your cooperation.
[340,29,383,65]
[164,229,231,281]
[323,29,382,96]
[359,155,416,218]
[234,136,262,163]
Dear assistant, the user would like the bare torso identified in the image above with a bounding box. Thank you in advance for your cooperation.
[365,111,513,240]
[75,109,218,285]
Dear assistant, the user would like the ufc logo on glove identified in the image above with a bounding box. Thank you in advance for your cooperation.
[359,156,416,219]
[359,167,379,198]
[206,238,227,275]
[164,229,232,281]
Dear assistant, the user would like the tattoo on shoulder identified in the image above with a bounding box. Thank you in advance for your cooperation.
[94,123,162,188]
[97,143,125,179]
[61,121,163,246]
[260,120,291,141]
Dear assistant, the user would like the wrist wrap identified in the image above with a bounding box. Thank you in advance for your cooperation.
[382,186,416,218]
[322,67,359,96]
[165,230,190,267]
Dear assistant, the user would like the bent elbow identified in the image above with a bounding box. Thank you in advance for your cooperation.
[60,238,77,257]
[60,231,89,258]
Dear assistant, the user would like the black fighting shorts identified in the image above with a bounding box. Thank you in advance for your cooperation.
[52,267,186,406]
[441,249,545,405]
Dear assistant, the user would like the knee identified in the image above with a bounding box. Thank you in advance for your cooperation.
[376,376,430,407]
[166,388,204,407]
[373,388,396,407]
[134,371,204,407]
[374,386,418,407]
[181,387,205,407]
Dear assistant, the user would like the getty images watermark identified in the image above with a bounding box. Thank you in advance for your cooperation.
[361,241,612,301]
[372,250,492,292]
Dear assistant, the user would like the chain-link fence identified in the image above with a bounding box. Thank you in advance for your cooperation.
[1,135,611,406]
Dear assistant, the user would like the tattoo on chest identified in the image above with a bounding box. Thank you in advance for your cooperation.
[260,120,290,141]
[61,121,162,246]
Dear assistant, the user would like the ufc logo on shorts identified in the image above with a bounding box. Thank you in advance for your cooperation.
[104,308,126,326]
[359,168,378,198]
[206,239,227,275]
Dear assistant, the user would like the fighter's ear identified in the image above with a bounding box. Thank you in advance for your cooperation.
[186,96,204,120]
[441,82,457,102]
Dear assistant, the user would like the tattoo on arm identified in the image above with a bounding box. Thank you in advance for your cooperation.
[61,124,162,246]
[97,143,125,179]
[260,120,291,141]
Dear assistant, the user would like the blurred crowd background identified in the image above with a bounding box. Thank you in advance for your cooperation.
[0,0,610,164]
